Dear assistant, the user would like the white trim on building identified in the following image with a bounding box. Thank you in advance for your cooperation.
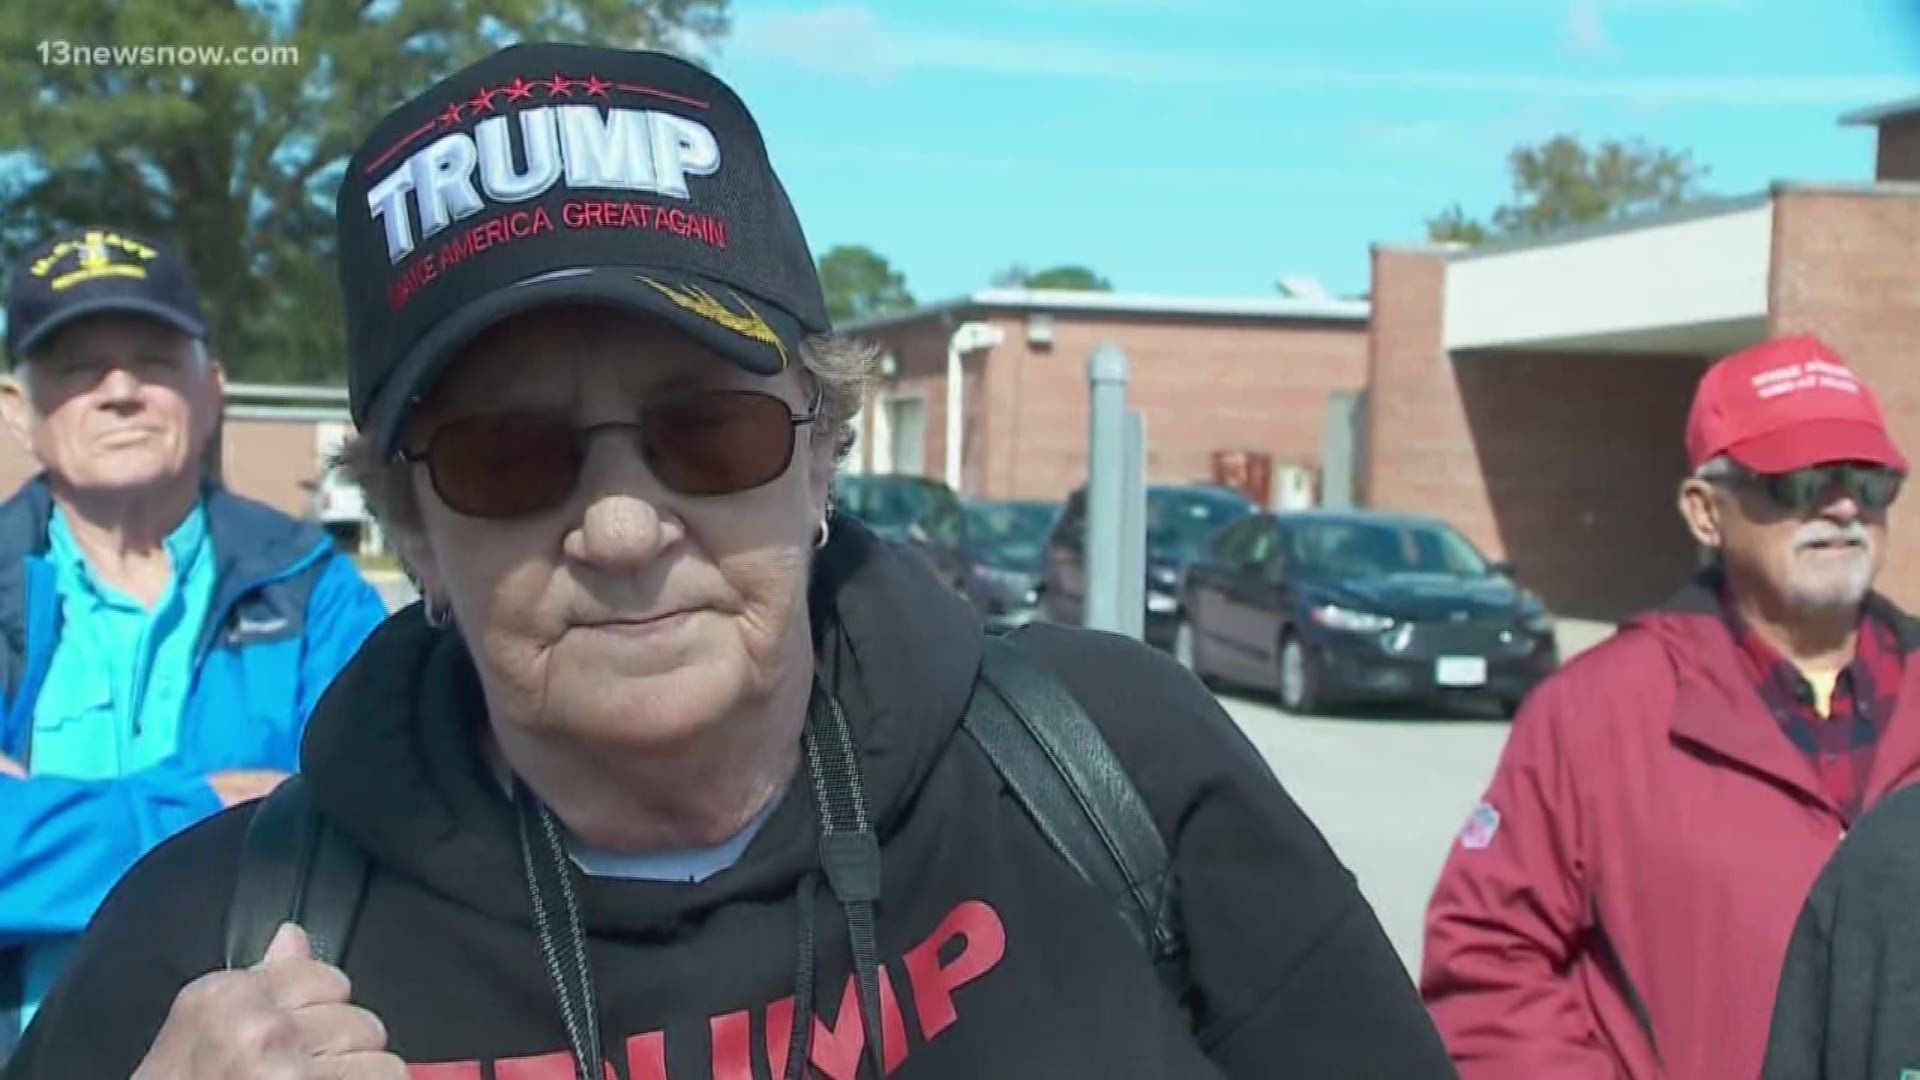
[1444,193,1774,355]
[837,288,1369,336]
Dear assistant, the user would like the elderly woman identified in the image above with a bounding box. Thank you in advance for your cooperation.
[5,43,1453,1080]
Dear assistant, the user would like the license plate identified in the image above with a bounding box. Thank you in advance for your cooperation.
[1436,656,1488,687]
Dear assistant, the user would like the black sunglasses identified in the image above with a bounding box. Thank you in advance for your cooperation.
[1715,463,1905,514]
[398,388,822,519]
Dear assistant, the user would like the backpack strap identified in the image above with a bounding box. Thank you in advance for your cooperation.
[223,775,369,970]
[222,639,1190,1005]
[963,633,1191,1008]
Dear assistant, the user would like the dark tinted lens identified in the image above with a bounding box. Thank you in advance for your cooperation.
[1851,467,1904,511]
[1764,469,1831,512]
[427,413,582,518]
[1763,466,1905,513]
[642,391,797,496]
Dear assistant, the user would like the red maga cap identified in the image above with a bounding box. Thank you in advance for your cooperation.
[1685,334,1907,475]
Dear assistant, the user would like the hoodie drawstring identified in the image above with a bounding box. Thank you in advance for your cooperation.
[514,679,888,1080]
[801,680,888,1079]
[513,777,606,1080]
[783,870,821,1080]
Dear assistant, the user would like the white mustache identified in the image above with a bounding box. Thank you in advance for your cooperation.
[1793,522,1872,550]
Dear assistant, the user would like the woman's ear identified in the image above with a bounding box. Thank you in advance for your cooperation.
[394,527,444,605]
[808,429,838,515]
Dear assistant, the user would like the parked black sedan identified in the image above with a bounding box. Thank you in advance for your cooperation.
[959,499,1058,631]
[1038,483,1259,652]
[1177,509,1560,714]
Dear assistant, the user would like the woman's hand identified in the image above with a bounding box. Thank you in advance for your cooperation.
[131,923,405,1079]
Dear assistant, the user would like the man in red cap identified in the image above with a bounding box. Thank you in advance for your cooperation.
[1421,333,1920,1080]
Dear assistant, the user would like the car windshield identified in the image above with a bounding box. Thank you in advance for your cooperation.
[837,479,943,529]
[1291,520,1491,579]
[965,502,1055,552]
[1146,492,1248,557]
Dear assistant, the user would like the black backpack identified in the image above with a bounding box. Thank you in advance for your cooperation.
[223,633,1191,1006]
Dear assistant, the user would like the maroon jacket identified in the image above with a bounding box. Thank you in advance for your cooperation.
[1420,577,1920,1080]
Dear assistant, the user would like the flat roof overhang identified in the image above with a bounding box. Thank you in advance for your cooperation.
[1442,194,1773,357]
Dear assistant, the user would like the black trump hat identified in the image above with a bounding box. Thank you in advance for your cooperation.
[335,42,832,457]
[6,228,208,364]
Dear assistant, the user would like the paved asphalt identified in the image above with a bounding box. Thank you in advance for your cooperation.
[1219,691,1509,977]
[1218,619,1615,976]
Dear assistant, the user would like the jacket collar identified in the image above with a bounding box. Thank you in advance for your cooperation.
[0,474,327,587]
[1645,571,1920,811]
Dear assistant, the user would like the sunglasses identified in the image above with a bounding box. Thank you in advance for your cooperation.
[398,388,822,519]
[1718,463,1905,514]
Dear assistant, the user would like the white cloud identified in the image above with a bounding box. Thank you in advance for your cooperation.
[731,6,1917,105]
[989,0,1216,10]
[1355,0,1748,9]
[1352,118,1460,155]
[1563,0,1617,58]
[730,4,901,79]
[1583,0,1749,7]
[1351,102,1584,168]
[784,139,1412,192]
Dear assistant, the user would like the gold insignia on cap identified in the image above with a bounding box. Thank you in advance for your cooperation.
[637,276,788,370]
[30,230,158,292]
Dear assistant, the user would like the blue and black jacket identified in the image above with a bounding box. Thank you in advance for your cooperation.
[0,478,388,1053]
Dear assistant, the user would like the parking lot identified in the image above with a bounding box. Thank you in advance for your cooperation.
[1218,619,1614,974]
[1219,691,1509,975]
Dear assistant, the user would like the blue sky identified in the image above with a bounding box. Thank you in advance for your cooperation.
[710,0,1920,303]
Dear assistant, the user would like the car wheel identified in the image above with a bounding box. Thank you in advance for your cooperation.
[1277,631,1320,715]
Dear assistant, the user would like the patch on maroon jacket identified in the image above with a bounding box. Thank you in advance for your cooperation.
[1458,802,1501,850]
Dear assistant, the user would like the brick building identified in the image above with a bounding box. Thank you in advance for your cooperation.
[841,289,1372,507]
[842,102,1920,624]
[1363,102,1920,621]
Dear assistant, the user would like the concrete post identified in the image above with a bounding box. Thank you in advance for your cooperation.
[1115,409,1147,641]
[1085,344,1130,633]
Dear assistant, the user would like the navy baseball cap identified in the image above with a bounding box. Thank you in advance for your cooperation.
[6,228,208,364]
[336,42,832,458]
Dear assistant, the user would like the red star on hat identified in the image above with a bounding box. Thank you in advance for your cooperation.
[468,86,499,113]
[546,74,575,97]
[502,77,536,102]
[581,75,612,98]
[436,102,464,127]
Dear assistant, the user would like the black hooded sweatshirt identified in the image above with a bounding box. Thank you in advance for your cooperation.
[6,522,1454,1079]
[1762,780,1920,1079]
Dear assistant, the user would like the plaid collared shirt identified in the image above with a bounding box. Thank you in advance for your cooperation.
[1723,602,1904,824]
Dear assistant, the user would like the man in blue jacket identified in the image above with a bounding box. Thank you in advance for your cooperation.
[0,228,388,1062]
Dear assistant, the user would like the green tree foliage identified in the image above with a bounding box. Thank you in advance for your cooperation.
[991,264,1113,291]
[1426,135,1708,246]
[817,244,915,324]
